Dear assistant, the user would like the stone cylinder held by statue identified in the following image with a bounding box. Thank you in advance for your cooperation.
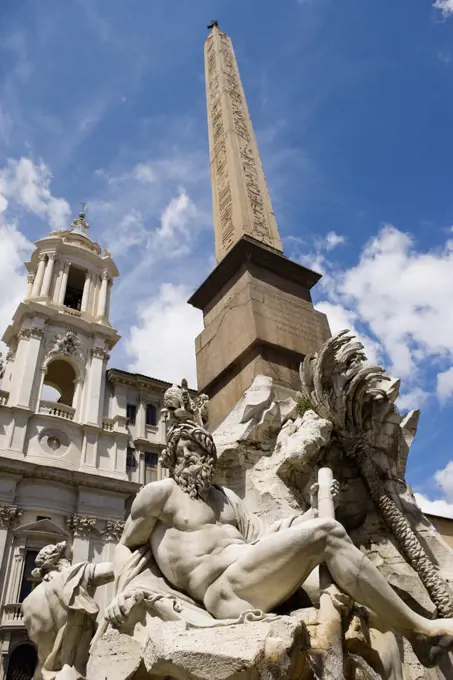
[317,467,335,519]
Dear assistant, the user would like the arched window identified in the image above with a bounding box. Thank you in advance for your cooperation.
[146,403,157,427]
[42,359,77,406]
[6,643,37,680]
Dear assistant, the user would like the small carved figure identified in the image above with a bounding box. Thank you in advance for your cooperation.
[22,541,113,680]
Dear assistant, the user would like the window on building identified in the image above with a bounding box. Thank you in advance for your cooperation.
[18,550,39,602]
[64,265,86,311]
[144,451,158,485]
[146,403,157,427]
[5,643,37,680]
[126,446,136,470]
[126,403,137,425]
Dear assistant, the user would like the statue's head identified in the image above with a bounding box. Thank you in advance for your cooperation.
[32,541,71,581]
[160,421,217,499]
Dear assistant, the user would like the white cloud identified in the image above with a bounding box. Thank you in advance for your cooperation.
[396,387,429,411]
[437,367,453,402]
[153,190,197,258]
[434,0,453,18]
[308,225,453,405]
[133,163,156,183]
[434,461,453,499]
[0,222,33,359]
[0,156,64,369]
[414,461,453,519]
[414,493,453,519]
[125,283,203,386]
[0,157,70,230]
[107,209,147,256]
[325,231,345,250]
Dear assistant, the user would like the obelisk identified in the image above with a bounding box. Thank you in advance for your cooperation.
[189,22,331,428]
[204,21,283,262]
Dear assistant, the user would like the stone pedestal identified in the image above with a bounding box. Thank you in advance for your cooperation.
[189,237,331,429]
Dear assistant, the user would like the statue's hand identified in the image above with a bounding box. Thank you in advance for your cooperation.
[330,479,341,509]
[309,479,341,511]
[309,482,319,512]
[105,589,144,627]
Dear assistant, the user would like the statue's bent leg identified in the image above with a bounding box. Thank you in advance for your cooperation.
[205,518,453,644]
[203,518,333,619]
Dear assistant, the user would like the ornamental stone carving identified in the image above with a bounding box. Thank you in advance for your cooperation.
[47,330,85,364]
[91,346,109,361]
[0,505,22,528]
[100,520,125,542]
[66,514,98,537]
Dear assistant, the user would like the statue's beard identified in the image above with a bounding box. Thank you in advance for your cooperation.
[172,452,214,499]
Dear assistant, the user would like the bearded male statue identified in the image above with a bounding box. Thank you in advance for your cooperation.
[22,541,113,680]
[105,410,453,668]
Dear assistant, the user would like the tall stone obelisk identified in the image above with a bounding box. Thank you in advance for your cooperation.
[189,22,331,428]
[204,21,283,262]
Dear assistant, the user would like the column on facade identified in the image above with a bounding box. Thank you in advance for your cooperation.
[80,272,91,313]
[137,395,147,440]
[31,254,47,297]
[96,272,110,318]
[84,346,107,426]
[58,261,70,305]
[40,253,56,298]
[8,327,44,409]
[26,274,34,299]
[105,278,113,319]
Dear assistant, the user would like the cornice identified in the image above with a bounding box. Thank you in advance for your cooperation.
[0,454,140,495]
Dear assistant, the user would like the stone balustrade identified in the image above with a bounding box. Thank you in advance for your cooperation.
[39,400,75,421]
[102,418,114,431]
[0,389,9,406]
[1,603,24,627]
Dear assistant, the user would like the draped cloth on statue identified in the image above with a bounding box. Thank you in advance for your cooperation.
[22,563,99,680]
[113,485,299,628]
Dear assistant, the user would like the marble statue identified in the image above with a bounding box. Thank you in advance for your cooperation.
[99,379,453,671]
[22,541,113,680]
[28,331,453,680]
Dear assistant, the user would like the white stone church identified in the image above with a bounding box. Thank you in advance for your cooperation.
[0,210,174,679]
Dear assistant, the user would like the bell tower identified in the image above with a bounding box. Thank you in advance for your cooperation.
[1,208,120,466]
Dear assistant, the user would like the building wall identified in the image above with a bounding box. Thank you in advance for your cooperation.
[0,368,176,680]
[425,513,453,549]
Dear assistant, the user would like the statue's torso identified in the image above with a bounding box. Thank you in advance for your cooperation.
[149,482,248,601]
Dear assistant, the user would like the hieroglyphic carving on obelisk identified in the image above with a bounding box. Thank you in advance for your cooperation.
[205,23,283,262]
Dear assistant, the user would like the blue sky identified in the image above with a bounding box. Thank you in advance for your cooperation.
[1,0,453,513]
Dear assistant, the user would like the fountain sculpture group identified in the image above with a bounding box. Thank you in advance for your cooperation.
[22,332,453,679]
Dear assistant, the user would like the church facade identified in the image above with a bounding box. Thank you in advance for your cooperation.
[0,211,173,679]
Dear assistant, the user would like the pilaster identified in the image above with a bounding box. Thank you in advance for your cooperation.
[58,261,70,305]
[40,253,56,298]
[9,326,44,409]
[31,254,46,297]
[84,346,109,426]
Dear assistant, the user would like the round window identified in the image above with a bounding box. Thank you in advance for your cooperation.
[47,436,61,451]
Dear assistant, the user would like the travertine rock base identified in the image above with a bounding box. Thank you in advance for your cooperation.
[88,612,313,680]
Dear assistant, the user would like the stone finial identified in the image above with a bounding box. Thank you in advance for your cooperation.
[69,203,91,239]
[207,19,219,30]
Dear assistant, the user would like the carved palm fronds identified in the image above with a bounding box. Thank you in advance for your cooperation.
[300,330,453,618]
